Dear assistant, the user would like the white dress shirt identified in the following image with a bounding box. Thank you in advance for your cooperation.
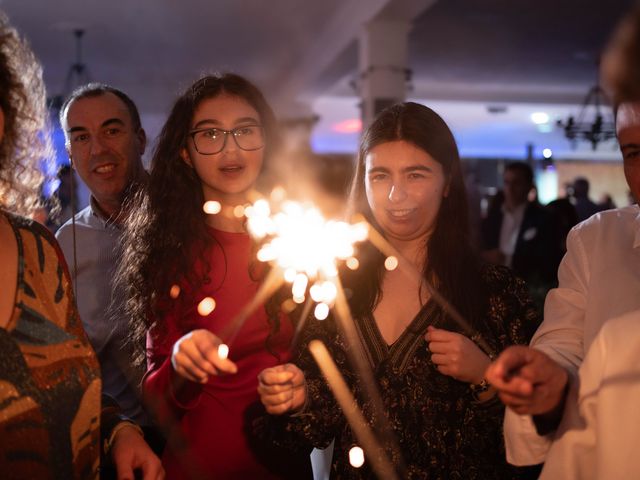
[540,310,640,479]
[504,205,640,465]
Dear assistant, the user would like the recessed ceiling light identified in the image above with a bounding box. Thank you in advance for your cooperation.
[531,112,550,125]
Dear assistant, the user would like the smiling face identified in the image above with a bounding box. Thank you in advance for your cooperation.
[181,94,264,204]
[365,140,448,244]
[63,92,146,216]
[616,101,640,202]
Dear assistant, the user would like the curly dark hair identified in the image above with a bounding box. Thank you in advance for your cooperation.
[0,12,52,216]
[345,102,485,330]
[119,73,281,365]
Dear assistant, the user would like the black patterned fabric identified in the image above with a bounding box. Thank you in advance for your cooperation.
[256,265,540,479]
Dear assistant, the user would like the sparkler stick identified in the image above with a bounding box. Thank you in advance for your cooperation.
[361,217,493,355]
[331,275,406,471]
[309,340,399,480]
[290,295,314,349]
[218,266,284,346]
[243,195,406,471]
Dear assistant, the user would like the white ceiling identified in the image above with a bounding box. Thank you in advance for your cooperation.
[1,0,634,160]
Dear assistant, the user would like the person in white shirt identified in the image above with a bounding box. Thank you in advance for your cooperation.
[485,98,640,466]
[539,309,640,479]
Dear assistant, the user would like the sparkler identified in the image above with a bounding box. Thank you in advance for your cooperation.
[309,340,398,480]
[243,194,407,474]
[361,216,493,356]
[246,198,369,301]
[197,191,491,478]
[211,194,369,350]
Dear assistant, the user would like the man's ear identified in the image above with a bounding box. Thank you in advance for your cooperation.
[180,147,192,167]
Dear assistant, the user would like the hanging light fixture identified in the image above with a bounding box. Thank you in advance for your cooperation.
[556,66,616,150]
[48,29,91,114]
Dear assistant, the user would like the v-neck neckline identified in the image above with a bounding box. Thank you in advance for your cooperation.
[357,301,441,373]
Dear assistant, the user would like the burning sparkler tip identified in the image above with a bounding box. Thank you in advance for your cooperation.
[217,343,229,360]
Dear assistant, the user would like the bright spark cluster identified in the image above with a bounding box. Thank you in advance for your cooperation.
[245,198,369,318]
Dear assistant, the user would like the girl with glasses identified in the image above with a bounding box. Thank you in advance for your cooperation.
[118,73,311,479]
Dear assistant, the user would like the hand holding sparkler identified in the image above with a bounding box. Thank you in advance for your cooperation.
[257,363,306,415]
[485,345,569,416]
[171,329,238,384]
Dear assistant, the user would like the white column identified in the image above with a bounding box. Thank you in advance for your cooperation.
[358,19,411,128]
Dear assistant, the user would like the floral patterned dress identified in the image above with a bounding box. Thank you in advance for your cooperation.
[0,213,101,479]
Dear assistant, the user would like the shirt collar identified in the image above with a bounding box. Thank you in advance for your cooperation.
[89,196,122,230]
[502,201,527,218]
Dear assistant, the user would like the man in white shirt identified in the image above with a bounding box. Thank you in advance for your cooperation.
[539,309,640,479]
[485,99,640,466]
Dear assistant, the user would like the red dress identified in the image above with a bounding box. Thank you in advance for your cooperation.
[144,228,310,479]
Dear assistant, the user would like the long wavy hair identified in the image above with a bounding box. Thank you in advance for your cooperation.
[119,73,280,364]
[0,13,52,217]
[345,102,484,329]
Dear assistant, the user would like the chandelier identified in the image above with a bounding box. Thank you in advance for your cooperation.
[556,78,616,151]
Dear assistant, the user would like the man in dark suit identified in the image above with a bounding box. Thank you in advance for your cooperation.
[481,162,558,304]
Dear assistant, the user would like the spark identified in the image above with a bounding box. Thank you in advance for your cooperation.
[197,297,216,316]
[314,302,330,320]
[246,197,369,309]
[346,257,359,270]
[233,205,246,218]
[384,256,398,271]
[203,200,222,215]
[349,446,365,468]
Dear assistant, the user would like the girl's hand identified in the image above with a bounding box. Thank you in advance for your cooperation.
[425,326,490,384]
[257,363,307,415]
[171,329,238,383]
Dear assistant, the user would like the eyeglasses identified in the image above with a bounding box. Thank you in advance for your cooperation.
[189,124,265,155]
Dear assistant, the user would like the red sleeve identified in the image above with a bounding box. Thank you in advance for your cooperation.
[142,315,204,422]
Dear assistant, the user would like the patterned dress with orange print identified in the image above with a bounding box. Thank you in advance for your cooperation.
[0,213,101,480]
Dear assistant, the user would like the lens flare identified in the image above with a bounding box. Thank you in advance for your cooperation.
[203,200,222,214]
[346,257,360,270]
[314,302,330,320]
[384,256,398,271]
[197,297,216,316]
[349,446,365,468]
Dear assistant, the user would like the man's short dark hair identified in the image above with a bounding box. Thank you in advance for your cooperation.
[59,82,142,133]
[505,161,534,185]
